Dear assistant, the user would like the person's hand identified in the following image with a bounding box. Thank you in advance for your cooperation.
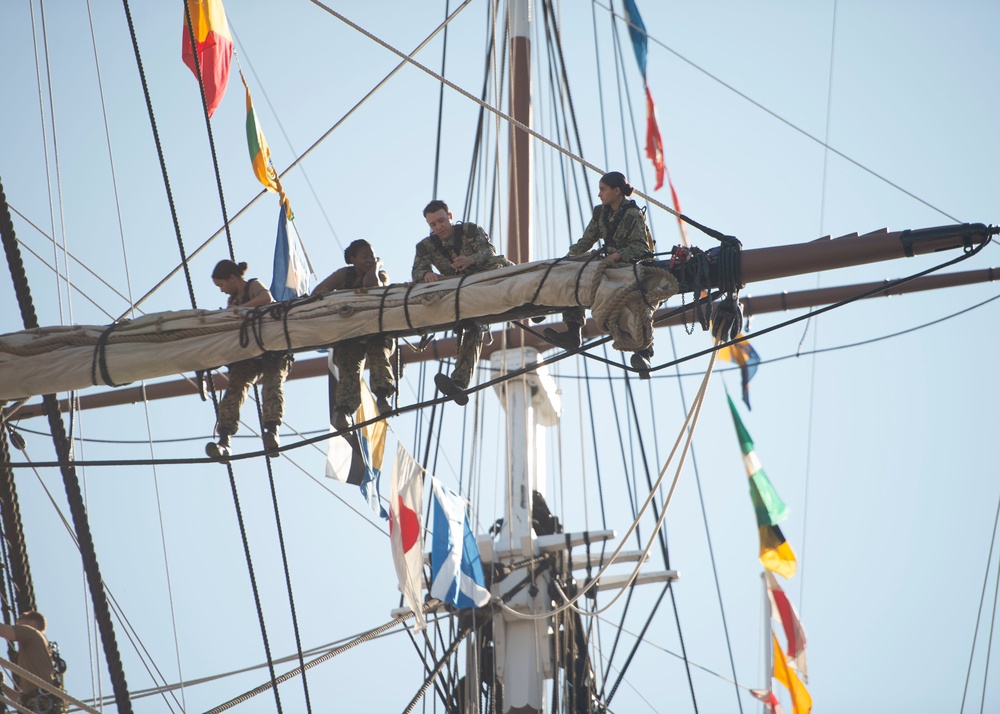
[602,251,621,264]
[451,255,475,272]
[424,271,440,282]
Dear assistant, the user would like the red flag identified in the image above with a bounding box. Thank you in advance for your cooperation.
[751,688,785,714]
[766,571,809,681]
[644,84,665,190]
[181,0,233,117]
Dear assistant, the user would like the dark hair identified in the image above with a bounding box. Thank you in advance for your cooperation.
[423,199,449,216]
[600,171,634,197]
[211,259,247,280]
[20,611,45,631]
[345,239,372,264]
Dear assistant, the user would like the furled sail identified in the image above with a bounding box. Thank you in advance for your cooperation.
[0,258,678,400]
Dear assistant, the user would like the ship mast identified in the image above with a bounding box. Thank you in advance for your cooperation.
[491,1,550,711]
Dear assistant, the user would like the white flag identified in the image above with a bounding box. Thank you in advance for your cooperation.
[390,444,426,631]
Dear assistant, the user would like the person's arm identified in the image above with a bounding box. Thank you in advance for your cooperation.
[312,268,349,296]
[465,224,498,267]
[362,259,389,287]
[567,206,603,257]
[241,280,274,307]
[0,624,16,643]
[412,240,438,282]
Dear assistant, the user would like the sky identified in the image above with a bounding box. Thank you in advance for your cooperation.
[1,1,999,713]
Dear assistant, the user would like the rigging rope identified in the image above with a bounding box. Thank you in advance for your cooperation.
[499,346,719,624]
[121,0,198,312]
[252,390,314,713]
[0,429,33,614]
[591,0,961,224]
[1,174,134,713]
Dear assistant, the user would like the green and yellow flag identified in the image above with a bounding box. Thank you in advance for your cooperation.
[727,393,797,578]
[242,73,289,214]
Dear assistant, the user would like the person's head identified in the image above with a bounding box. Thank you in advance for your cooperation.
[423,200,454,241]
[17,611,45,632]
[597,171,634,209]
[345,239,376,274]
[211,259,248,297]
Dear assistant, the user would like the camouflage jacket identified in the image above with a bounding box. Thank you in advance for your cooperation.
[566,199,652,263]
[411,221,513,282]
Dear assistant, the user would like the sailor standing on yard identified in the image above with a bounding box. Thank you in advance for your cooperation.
[413,200,514,404]
[313,239,395,431]
[543,171,656,370]
[0,611,66,714]
[205,259,291,459]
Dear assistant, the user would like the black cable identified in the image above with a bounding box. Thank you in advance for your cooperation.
[431,0,450,200]
[252,387,313,713]
[181,0,235,260]
[120,0,198,310]
[1,174,134,713]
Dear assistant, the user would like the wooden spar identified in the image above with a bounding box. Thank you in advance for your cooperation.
[6,264,995,421]
[0,223,992,404]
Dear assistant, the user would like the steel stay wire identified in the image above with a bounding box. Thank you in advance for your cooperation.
[591,0,962,225]
[118,1,475,322]
[15,446,187,713]
[960,491,1000,713]
[498,347,718,624]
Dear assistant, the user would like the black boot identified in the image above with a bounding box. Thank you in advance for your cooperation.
[543,323,582,349]
[374,389,393,416]
[262,422,280,453]
[206,430,232,460]
[434,373,469,406]
[630,351,652,379]
[334,409,353,432]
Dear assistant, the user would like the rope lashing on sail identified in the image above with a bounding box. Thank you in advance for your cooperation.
[91,321,125,388]
[588,260,680,353]
[498,346,719,623]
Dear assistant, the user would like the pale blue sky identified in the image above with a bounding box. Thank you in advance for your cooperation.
[1,1,998,712]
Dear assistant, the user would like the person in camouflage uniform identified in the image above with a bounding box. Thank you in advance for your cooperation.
[544,171,655,369]
[413,200,514,404]
[313,239,395,431]
[206,259,291,459]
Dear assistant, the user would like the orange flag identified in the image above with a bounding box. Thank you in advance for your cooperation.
[772,633,812,714]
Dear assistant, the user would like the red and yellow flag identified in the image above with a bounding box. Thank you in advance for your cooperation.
[181,0,233,117]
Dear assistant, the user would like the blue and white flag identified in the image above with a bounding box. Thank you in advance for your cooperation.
[270,204,309,301]
[430,479,490,609]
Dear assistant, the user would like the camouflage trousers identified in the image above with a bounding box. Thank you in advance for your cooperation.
[333,337,395,413]
[451,323,484,390]
[560,307,652,356]
[215,353,292,434]
[20,689,67,714]
[563,307,586,328]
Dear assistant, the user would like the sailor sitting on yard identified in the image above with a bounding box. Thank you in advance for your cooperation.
[543,171,656,370]
[413,200,514,405]
[206,259,291,459]
[0,611,66,714]
[313,239,396,431]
